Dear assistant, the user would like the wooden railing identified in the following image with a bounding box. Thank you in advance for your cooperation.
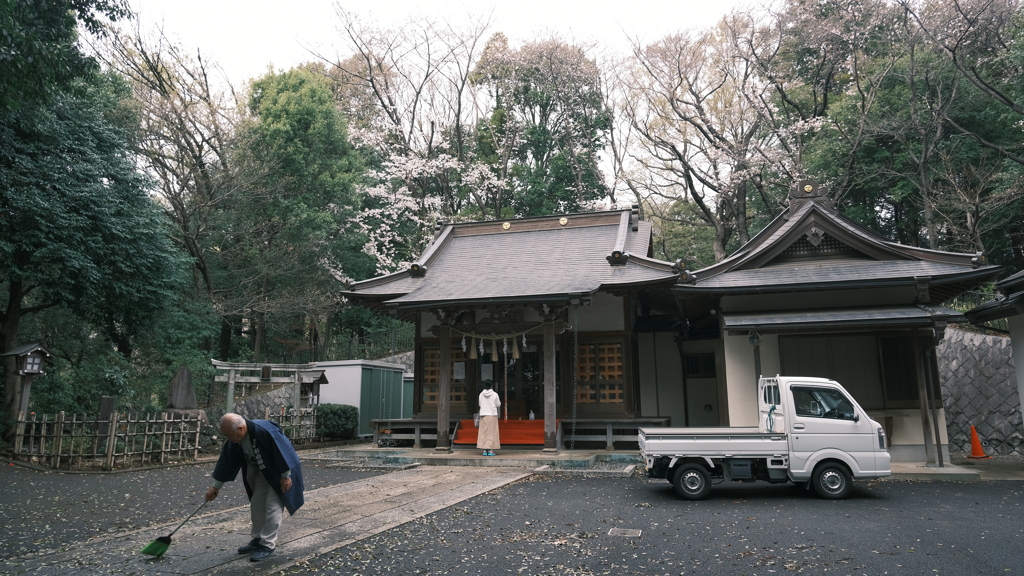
[10,411,203,471]
[370,417,670,450]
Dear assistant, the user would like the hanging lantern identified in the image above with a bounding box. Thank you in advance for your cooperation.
[491,339,498,361]
[512,335,520,359]
[469,336,477,359]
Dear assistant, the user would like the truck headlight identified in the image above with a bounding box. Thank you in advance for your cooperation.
[877,426,886,449]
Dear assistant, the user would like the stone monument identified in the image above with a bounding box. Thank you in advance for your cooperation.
[161,365,207,424]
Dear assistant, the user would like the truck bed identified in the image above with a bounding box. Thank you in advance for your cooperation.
[639,427,789,456]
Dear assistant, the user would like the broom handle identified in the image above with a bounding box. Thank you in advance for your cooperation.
[168,501,208,537]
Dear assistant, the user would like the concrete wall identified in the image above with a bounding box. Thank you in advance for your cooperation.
[939,326,1022,455]
[722,332,781,426]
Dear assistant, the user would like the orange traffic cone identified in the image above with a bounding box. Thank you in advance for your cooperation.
[965,425,992,460]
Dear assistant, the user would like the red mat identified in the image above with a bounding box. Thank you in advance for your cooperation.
[452,419,552,445]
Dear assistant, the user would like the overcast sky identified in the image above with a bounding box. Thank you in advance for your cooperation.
[128,0,746,86]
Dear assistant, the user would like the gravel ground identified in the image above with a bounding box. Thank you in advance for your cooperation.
[286,471,1024,576]
[0,460,382,560]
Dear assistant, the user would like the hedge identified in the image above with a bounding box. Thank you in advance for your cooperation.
[317,404,359,439]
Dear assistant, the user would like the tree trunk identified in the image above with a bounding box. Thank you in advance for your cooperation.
[217,318,233,360]
[2,280,24,440]
[253,315,264,363]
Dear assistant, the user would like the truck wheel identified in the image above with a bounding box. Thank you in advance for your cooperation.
[672,464,711,500]
[812,462,852,499]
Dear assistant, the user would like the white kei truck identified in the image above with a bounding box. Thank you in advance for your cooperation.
[640,376,891,500]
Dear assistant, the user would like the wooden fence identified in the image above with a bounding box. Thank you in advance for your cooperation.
[260,406,318,443]
[11,411,203,471]
[9,407,318,471]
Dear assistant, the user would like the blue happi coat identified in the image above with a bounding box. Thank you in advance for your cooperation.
[212,419,304,515]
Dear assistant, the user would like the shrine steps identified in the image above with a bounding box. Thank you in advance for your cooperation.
[452,419,548,445]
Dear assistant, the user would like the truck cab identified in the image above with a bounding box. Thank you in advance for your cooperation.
[760,376,890,484]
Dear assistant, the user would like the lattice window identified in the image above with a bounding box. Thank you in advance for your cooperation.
[422,347,439,405]
[450,350,466,403]
[601,382,624,403]
[577,381,597,404]
[422,385,439,405]
[421,348,467,405]
[598,343,624,380]
[576,342,625,404]
[578,344,597,381]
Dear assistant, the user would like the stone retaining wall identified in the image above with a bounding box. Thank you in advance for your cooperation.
[375,350,414,373]
[206,385,295,425]
[939,326,1022,455]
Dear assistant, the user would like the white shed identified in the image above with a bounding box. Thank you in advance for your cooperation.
[316,359,412,436]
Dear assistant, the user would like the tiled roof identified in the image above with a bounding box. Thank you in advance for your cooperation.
[680,188,999,295]
[347,210,677,309]
[996,269,1024,293]
[679,259,993,292]
[722,305,966,334]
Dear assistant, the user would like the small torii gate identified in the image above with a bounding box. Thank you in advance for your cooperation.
[211,360,327,413]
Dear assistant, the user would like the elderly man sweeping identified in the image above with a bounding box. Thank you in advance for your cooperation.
[205,413,304,562]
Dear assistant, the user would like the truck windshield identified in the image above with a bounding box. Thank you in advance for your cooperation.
[792,386,856,420]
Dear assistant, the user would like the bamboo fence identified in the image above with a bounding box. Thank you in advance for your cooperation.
[11,411,203,471]
[9,407,319,471]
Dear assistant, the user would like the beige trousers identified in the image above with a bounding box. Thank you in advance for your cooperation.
[249,465,286,549]
[477,415,501,450]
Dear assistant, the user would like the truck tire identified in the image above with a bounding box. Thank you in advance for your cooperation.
[812,462,852,499]
[672,464,711,500]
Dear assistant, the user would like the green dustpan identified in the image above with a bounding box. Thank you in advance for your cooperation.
[141,500,208,557]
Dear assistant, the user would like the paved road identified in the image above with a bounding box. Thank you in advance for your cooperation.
[2,460,1023,576]
[294,474,1024,576]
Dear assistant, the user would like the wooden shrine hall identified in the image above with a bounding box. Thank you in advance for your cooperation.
[344,179,999,460]
[343,208,681,451]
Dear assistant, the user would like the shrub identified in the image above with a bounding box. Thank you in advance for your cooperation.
[317,404,359,439]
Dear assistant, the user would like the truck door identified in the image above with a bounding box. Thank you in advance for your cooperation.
[787,384,876,475]
[758,378,785,433]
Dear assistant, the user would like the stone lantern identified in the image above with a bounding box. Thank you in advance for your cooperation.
[2,342,54,415]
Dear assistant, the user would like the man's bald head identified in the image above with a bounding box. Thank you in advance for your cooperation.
[219,413,247,443]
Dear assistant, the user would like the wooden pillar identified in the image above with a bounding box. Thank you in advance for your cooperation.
[912,329,937,464]
[436,326,452,452]
[543,322,558,451]
[924,330,945,467]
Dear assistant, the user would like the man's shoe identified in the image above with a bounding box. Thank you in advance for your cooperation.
[250,545,274,562]
[237,538,261,555]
